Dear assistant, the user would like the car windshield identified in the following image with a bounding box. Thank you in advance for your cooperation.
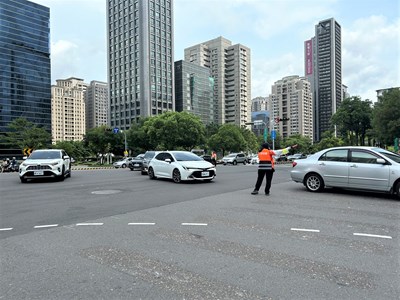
[227,154,236,157]
[173,152,203,161]
[374,148,400,163]
[28,151,61,159]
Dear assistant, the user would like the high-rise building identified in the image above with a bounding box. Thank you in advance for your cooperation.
[252,96,269,112]
[86,81,109,131]
[305,18,342,141]
[270,75,313,140]
[0,0,51,135]
[184,36,251,126]
[107,0,174,130]
[174,60,214,125]
[51,78,87,143]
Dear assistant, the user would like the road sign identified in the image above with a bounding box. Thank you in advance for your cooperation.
[271,130,276,140]
[23,148,33,156]
[113,127,119,134]
[263,128,267,142]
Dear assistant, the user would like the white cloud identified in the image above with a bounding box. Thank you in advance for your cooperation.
[50,40,80,81]
[343,15,400,101]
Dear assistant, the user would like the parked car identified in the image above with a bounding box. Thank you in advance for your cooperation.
[290,146,400,198]
[113,157,133,168]
[287,153,307,161]
[148,151,216,183]
[128,154,145,171]
[222,153,247,165]
[276,154,288,162]
[19,149,72,183]
[141,151,159,175]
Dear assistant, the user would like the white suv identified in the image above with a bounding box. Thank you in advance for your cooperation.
[19,149,72,183]
[222,153,247,165]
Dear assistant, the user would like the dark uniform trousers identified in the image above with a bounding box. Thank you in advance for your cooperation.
[255,169,274,194]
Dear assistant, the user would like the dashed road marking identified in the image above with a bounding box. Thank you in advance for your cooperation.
[181,223,208,226]
[34,224,58,229]
[76,223,104,226]
[291,228,320,233]
[353,233,392,239]
[128,222,156,225]
[0,228,13,231]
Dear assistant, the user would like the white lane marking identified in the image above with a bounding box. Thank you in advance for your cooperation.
[0,228,13,231]
[76,223,104,226]
[128,223,155,225]
[291,228,320,233]
[181,223,208,226]
[34,224,58,229]
[353,233,392,239]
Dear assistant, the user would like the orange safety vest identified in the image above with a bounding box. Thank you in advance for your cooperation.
[258,149,275,169]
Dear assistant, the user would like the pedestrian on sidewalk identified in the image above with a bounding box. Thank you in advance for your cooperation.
[251,143,296,196]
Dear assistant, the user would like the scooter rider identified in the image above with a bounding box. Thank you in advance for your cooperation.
[11,157,18,170]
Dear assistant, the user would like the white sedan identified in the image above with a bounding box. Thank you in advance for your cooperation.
[148,151,216,183]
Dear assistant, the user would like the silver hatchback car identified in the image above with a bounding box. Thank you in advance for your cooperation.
[290,146,400,198]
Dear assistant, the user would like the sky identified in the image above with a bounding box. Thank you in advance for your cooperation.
[29,0,400,102]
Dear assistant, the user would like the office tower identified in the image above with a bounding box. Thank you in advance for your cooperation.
[0,0,51,135]
[107,0,174,130]
[270,75,313,140]
[305,18,342,141]
[174,60,214,125]
[51,77,87,143]
[252,96,269,112]
[86,81,109,130]
[184,36,251,126]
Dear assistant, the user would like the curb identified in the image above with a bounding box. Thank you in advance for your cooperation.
[71,166,116,170]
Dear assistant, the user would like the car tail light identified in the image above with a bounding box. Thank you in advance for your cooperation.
[292,161,297,167]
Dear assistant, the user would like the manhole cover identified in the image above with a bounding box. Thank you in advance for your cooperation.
[91,190,122,195]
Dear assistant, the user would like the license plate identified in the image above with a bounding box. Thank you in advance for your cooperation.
[201,171,209,177]
[134,164,139,167]
[34,171,44,176]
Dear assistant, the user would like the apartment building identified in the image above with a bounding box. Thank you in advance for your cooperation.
[51,78,87,143]
[270,75,313,140]
[184,36,251,126]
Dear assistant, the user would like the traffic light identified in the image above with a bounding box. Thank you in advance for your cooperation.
[274,117,290,123]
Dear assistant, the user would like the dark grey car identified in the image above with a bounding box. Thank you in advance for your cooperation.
[141,151,159,175]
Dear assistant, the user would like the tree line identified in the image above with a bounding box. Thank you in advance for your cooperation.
[1,88,399,162]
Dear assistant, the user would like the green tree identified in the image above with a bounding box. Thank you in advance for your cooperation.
[372,89,400,145]
[331,96,372,145]
[52,140,90,161]
[240,126,259,153]
[5,117,51,149]
[208,124,247,156]
[84,126,123,163]
[142,111,205,150]
[312,131,345,152]
[283,134,313,154]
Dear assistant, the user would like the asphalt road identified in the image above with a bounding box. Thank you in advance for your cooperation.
[1,164,399,299]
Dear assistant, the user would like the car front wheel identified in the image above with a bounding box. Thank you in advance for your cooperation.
[172,169,181,183]
[122,164,126,168]
[148,167,155,179]
[305,173,324,192]
[233,160,237,165]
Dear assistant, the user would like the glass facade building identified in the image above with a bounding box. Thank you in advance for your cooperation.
[107,0,174,130]
[174,60,214,125]
[0,0,51,134]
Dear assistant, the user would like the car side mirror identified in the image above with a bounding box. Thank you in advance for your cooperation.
[165,158,171,163]
[376,158,386,164]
